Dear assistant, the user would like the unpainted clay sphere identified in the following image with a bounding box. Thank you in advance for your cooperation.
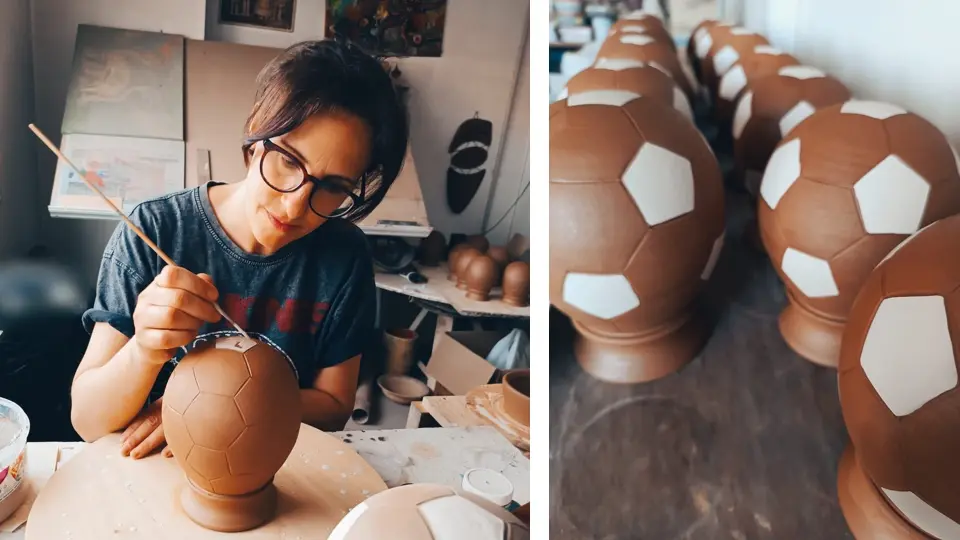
[733,66,851,197]
[715,45,799,124]
[328,484,529,540]
[595,35,695,99]
[701,26,769,97]
[608,14,675,51]
[465,234,490,253]
[758,100,960,367]
[465,255,498,301]
[455,247,483,289]
[417,230,447,267]
[501,261,530,307]
[447,244,470,281]
[557,63,693,123]
[838,214,960,537]
[550,95,725,381]
[161,335,301,531]
[486,246,511,270]
[686,19,720,83]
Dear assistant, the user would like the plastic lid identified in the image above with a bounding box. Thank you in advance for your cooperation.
[461,468,514,507]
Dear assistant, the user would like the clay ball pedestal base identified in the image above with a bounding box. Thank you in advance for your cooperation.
[179,478,277,533]
[571,311,706,384]
[778,295,844,368]
[837,446,927,540]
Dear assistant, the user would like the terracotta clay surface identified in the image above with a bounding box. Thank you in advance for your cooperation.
[594,37,695,99]
[560,64,693,122]
[328,483,529,539]
[701,26,769,95]
[161,336,301,532]
[455,247,483,290]
[609,16,675,50]
[501,370,530,427]
[465,255,498,301]
[759,100,960,368]
[715,46,799,124]
[501,261,530,308]
[447,244,469,281]
[837,214,960,537]
[486,246,511,273]
[465,234,490,253]
[25,424,388,539]
[418,230,447,267]
[687,19,720,82]
[550,96,725,383]
[733,66,851,198]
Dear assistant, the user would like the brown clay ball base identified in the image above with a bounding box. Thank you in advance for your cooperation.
[778,297,844,369]
[572,311,706,384]
[179,479,278,533]
[837,446,928,540]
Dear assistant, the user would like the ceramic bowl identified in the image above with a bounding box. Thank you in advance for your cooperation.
[501,370,530,427]
[377,375,430,405]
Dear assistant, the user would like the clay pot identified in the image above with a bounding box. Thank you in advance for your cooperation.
[700,25,769,97]
[502,261,530,308]
[465,255,498,301]
[559,63,693,122]
[417,230,446,267]
[837,214,960,538]
[464,234,490,253]
[487,246,511,270]
[550,96,725,384]
[594,35,695,100]
[383,328,417,375]
[608,14,675,51]
[687,19,720,83]
[501,370,530,427]
[758,101,960,368]
[733,66,851,199]
[715,46,799,125]
[162,335,301,532]
[454,247,483,289]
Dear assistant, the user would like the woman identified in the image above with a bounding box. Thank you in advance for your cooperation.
[69,39,408,459]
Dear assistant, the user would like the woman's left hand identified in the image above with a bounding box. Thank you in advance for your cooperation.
[120,398,174,459]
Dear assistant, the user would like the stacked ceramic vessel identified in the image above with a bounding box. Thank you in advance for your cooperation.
[445,234,530,307]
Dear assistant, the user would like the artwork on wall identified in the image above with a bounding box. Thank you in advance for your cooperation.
[325,0,448,57]
[219,0,296,32]
[446,114,493,214]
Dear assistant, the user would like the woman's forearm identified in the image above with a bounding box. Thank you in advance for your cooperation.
[300,388,353,432]
[71,339,167,441]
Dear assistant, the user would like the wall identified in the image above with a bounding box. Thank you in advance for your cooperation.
[0,0,39,260]
[740,0,960,143]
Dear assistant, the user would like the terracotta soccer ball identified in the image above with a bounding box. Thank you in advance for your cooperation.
[701,26,769,98]
[686,19,719,83]
[609,12,675,50]
[557,62,693,122]
[328,484,529,539]
[837,214,960,540]
[550,95,725,383]
[733,66,851,197]
[715,46,799,124]
[162,335,301,532]
[595,34,695,100]
[758,100,960,368]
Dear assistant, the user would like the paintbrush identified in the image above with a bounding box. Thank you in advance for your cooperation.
[28,123,250,340]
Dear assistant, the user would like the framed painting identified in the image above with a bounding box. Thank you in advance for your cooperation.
[325,0,448,57]
[219,0,296,32]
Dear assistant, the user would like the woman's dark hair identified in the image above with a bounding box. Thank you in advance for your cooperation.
[242,39,409,222]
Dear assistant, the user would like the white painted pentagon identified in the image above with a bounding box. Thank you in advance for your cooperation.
[649,61,672,78]
[754,45,782,54]
[713,45,740,76]
[861,296,958,417]
[702,233,725,280]
[841,100,908,120]
[695,32,713,58]
[778,65,826,79]
[719,65,748,101]
[419,494,505,540]
[693,27,707,44]
[621,143,695,225]
[594,58,646,71]
[729,27,755,35]
[781,247,839,298]
[882,489,960,539]
[759,139,802,209]
[732,90,753,140]
[556,87,569,100]
[779,101,817,137]
[673,86,694,121]
[568,90,642,107]
[620,34,656,47]
[617,25,650,34]
[563,273,640,319]
[853,156,930,234]
[624,10,662,21]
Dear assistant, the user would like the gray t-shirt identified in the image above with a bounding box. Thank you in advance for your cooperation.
[82,181,376,403]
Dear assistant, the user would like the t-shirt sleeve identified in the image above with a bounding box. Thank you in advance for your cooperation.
[314,242,377,371]
[81,206,159,337]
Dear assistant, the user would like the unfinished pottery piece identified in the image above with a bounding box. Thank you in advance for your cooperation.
[486,246,511,272]
[758,101,960,368]
[447,244,470,282]
[465,234,490,253]
[501,370,530,427]
[377,375,430,405]
[560,63,693,122]
[501,261,530,308]
[608,15,675,50]
[715,46,799,125]
[455,247,483,290]
[594,35,695,99]
[836,214,960,539]
[417,230,447,267]
[733,66,851,199]
[161,335,301,532]
[837,448,929,540]
[465,255,498,301]
[687,19,720,83]
[701,26,769,97]
[550,96,725,383]
[328,483,529,539]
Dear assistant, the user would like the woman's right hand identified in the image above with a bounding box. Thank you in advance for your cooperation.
[132,265,222,363]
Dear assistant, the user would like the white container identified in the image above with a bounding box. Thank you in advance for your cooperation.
[0,398,29,524]
[461,468,514,508]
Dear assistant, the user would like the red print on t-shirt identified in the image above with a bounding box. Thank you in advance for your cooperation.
[218,293,329,335]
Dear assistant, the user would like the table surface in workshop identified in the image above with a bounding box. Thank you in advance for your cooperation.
[0,426,529,539]
[549,191,853,540]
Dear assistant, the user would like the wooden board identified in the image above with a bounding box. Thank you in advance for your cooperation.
[466,385,530,453]
[549,190,853,539]
[422,396,485,428]
[26,424,387,539]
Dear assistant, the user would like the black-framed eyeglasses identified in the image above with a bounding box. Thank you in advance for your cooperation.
[258,139,367,218]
